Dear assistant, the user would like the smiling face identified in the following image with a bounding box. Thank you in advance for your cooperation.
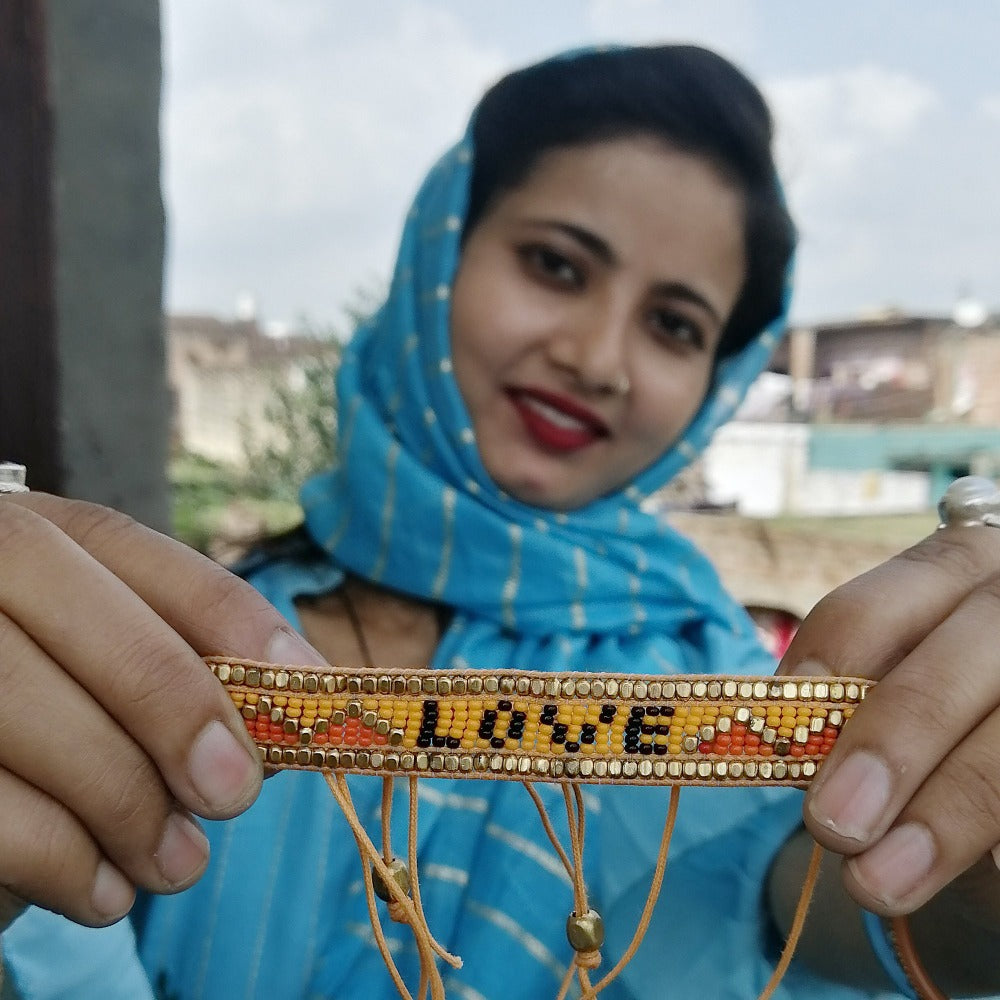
[450,137,747,510]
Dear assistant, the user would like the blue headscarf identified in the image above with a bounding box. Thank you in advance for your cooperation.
[301,95,791,679]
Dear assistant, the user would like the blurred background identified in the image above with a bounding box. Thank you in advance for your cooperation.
[3,1,999,648]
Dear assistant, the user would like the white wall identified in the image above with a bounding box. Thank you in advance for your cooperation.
[704,423,930,517]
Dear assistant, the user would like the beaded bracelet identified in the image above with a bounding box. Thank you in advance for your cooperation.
[206,657,869,787]
[206,657,893,1000]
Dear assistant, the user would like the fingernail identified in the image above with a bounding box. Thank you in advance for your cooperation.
[809,750,892,842]
[91,860,135,920]
[266,626,328,667]
[848,822,936,906]
[188,719,261,812]
[154,812,210,888]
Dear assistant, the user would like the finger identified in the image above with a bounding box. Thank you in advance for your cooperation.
[0,766,135,928]
[779,524,1000,681]
[8,493,326,667]
[0,609,214,892]
[0,500,268,820]
[801,576,1000,854]
[840,708,1000,917]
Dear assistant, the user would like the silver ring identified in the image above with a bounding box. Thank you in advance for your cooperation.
[0,463,28,495]
[937,476,1000,529]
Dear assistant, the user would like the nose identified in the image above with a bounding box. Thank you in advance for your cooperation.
[547,301,631,395]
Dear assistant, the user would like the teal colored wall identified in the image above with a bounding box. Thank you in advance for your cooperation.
[809,425,1000,501]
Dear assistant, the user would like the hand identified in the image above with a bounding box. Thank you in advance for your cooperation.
[778,518,1000,928]
[0,493,327,931]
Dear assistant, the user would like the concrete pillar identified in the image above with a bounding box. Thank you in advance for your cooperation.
[46,0,169,529]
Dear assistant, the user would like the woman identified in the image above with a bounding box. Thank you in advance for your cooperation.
[2,45,999,1000]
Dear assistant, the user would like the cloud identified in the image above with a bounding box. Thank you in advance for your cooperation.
[980,94,1000,122]
[766,65,941,198]
[163,1,506,322]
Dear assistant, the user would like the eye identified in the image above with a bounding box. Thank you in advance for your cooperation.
[519,244,584,289]
[648,308,706,351]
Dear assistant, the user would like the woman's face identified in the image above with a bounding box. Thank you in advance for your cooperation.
[450,137,747,510]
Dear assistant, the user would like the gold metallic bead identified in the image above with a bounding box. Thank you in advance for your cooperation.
[372,858,411,902]
[566,909,605,952]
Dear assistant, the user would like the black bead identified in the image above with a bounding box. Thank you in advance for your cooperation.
[580,731,596,744]
[552,733,566,745]
[446,737,460,749]
[656,725,671,736]
[498,700,512,712]
[417,735,431,748]
[490,736,506,749]
[660,706,675,716]
[653,743,667,755]
[432,735,446,748]
[639,743,654,755]
[565,742,580,753]
[483,709,497,721]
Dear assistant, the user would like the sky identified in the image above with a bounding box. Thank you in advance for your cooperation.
[162,1,1000,334]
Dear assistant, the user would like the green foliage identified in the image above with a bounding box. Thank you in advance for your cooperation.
[169,451,302,554]
[238,351,340,504]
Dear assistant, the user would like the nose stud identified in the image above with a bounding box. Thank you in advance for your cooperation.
[610,375,631,396]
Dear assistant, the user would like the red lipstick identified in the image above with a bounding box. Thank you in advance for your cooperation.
[508,387,608,451]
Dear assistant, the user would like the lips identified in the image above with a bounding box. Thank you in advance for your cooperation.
[508,387,609,451]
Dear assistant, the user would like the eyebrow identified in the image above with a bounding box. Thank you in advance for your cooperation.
[523,218,725,326]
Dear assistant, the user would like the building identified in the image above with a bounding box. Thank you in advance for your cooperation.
[698,309,1000,517]
[167,314,336,466]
